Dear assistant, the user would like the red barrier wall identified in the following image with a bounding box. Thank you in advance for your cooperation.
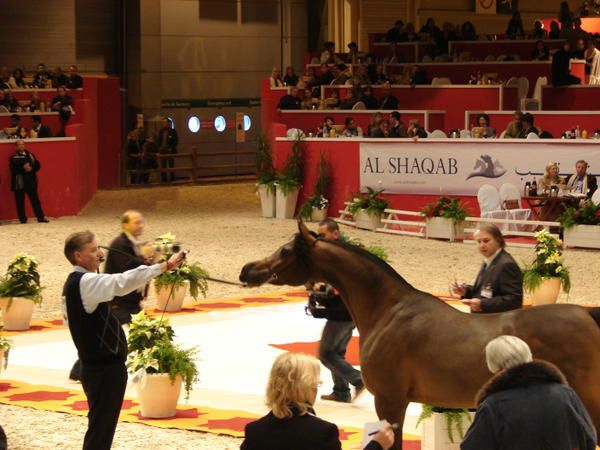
[96,78,121,189]
[12,89,84,104]
[541,86,600,110]
[0,112,73,136]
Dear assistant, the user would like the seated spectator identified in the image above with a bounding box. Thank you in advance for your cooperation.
[409,65,430,85]
[320,41,342,65]
[30,115,52,138]
[301,87,317,110]
[572,38,586,59]
[240,352,394,450]
[342,117,363,137]
[539,162,566,192]
[317,116,336,137]
[372,119,391,138]
[282,66,299,87]
[386,20,405,43]
[32,63,52,88]
[521,113,539,137]
[361,86,378,110]
[353,64,370,85]
[552,41,581,86]
[370,64,389,85]
[0,90,7,111]
[548,20,561,39]
[569,18,590,49]
[437,22,457,55]
[323,90,340,109]
[477,114,496,138]
[389,111,408,137]
[461,21,478,41]
[331,63,352,85]
[4,90,20,112]
[505,11,525,40]
[566,159,598,197]
[367,112,384,136]
[532,40,550,61]
[584,39,600,75]
[461,335,597,450]
[51,86,74,112]
[66,65,83,89]
[51,67,68,88]
[338,87,361,110]
[404,23,419,42]
[269,67,283,87]
[5,114,27,139]
[278,87,301,110]
[312,63,334,87]
[347,42,366,63]
[530,20,548,40]
[420,17,440,37]
[407,119,427,138]
[0,66,10,89]
[28,91,45,112]
[379,85,399,109]
[9,68,27,89]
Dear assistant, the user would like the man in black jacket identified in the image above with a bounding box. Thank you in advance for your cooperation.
[31,115,52,138]
[157,117,178,182]
[313,219,364,403]
[9,140,48,223]
[552,41,581,86]
[566,159,598,198]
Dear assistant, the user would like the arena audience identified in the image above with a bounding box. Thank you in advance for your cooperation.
[282,66,299,87]
[521,113,540,137]
[269,67,283,88]
[367,112,384,137]
[476,113,496,138]
[52,67,68,88]
[530,21,548,40]
[558,1,575,38]
[372,119,391,138]
[370,64,389,85]
[342,117,363,137]
[503,111,524,138]
[548,21,561,39]
[66,65,83,89]
[539,162,566,192]
[51,86,74,112]
[157,117,178,182]
[32,63,52,88]
[505,11,525,40]
[379,85,399,110]
[323,90,340,109]
[361,86,378,110]
[389,111,408,137]
[30,115,52,138]
[0,66,11,89]
[9,68,27,88]
[531,40,550,61]
[278,87,301,110]
[566,160,598,198]
[317,116,336,137]
[407,119,427,138]
[385,20,405,43]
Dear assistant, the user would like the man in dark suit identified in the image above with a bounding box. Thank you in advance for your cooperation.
[9,140,49,223]
[31,115,52,138]
[565,160,598,199]
[66,65,83,89]
[552,41,581,86]
[104,210,153,324]
[452,224,523,313]
[157,117,178,182]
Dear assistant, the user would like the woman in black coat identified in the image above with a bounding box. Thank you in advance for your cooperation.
[461,335,597,450]
[241,352,394,450]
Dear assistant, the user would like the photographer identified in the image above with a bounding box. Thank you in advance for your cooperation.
[63,230,186,450]
[311,219,364,403]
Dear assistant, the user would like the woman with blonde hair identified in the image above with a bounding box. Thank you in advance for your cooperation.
[269,67,283,87]
[539,162,565,193]
[241,352,394,450]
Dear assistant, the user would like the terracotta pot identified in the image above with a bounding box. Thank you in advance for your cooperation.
[0,297,35,330]
[155,283,187,312]
[529,277,562,306]
[257,184,276,218]
[136,373,182,418]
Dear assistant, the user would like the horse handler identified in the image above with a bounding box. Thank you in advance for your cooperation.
[62,231,186,450]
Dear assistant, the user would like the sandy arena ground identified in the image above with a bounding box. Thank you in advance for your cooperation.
[0,182,599,449]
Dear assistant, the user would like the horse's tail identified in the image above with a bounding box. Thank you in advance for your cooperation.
[589,308,600,328]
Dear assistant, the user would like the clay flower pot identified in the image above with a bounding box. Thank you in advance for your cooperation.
[0,297,35,330]
[136,373,183,418]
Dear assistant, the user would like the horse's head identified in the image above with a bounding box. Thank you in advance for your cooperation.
[239,220,317,287]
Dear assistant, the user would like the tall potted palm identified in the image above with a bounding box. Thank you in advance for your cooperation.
[521,229,571,306]
[256,133,277,218]
[127,312,199,418]
[275,134,305,219]
[153,233,209,312]
[298,151,331,222]
[0,253,43,330]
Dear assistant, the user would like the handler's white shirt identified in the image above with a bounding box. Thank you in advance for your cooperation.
[72,264,163,314]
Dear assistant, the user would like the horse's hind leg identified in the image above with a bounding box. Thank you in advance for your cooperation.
[374,395,407,450]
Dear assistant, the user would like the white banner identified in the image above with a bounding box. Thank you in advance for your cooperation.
[359,142,600,195]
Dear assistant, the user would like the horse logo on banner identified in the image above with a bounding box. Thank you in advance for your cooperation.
[466,154,507,180]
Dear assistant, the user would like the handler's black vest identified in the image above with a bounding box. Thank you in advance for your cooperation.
[63,272,127,364]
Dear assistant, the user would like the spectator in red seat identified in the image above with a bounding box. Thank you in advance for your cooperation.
[360,86,378,110]
[407,119,427,138]
[51,67,68,88]
[404,23,419,42]
[331,64,352,85]
[9,68,27,89]
[566,160,598,198]
[367,112,384,136]
[320,41,342,65]
[31,115,52,139]
[521,113,540,138]
[0,90,7,111]
[505,11,525,40]
[477,114,496,138]
[379,84,399,109]
[0,66,10,89]
[33,63,52,88]
[389,111,408,137]
[4,90,20,112]
[569,18,590,49]
[572,38,586,59]
[548,20,561,39]
[353,64,370,85]
[419,18,440,38]
[338,87,361,109]
[409,65,430,85]
[372,119,391,138]
[51,86,74,112]
[532,40,550,61]
[531,21,548,40]
[278,86,301,110]
[269,67,283,88]
[66,65,83,89]
[5,114,27,139]
[301,87,318,110]
[28,91,44,112]
[317,116,336,137]
[386,20,405,43]
[370,64,389,85]
[342,117,363,137]
[323,90,340,109]
[558,1,574,38]
[539,162,566,193]
[552,41,581,86]
[282,66,299,87]
[461,21,478,41]
[347,42,366,63]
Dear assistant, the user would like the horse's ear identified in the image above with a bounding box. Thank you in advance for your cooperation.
[297,219,317,246]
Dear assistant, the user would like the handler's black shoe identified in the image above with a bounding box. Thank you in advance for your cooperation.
[320,392,351,403]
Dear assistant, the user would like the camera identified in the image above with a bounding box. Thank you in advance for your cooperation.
[153,243,181,253]
[305,284,335,319]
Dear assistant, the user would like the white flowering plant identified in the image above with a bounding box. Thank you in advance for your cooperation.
[0,327,12,369]
[0,253,43,309]
[521,229,571,294]
[153,233,209,300]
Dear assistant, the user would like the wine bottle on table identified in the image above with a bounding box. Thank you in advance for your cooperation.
[531,177,538,196]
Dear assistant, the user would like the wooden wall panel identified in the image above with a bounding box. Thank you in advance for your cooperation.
[75,0,118,73]
[359,0,409,49]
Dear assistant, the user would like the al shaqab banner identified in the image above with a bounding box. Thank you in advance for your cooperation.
[359,142,600,196]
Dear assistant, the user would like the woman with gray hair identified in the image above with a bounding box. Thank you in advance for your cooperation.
[461,335,597,449]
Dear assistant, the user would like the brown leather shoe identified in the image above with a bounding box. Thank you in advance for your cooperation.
[320,392,351,403]
[353,382,366,401]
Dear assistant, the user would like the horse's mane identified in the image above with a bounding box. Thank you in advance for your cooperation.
[293,232,414,289]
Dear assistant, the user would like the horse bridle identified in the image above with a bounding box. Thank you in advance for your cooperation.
[263,235,321,283]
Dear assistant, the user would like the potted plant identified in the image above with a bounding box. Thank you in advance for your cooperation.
[298,152,331,222]
[256,133,277,218]
[347,187,389,231]
[0,253,43,330]
[560,202,600,249]
[521,229,571,306]
[421,197,470,242]
[417,404,473,450]
[0,327,11,373]
[153,233,209,312]
[127,312,199,418]
[275,134,305,219]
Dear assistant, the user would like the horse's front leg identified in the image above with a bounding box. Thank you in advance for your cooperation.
[374,395,407,450]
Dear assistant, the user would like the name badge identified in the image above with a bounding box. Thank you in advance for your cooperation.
[481,284,493,299]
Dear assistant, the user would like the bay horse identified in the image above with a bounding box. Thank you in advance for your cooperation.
[239,221,600,449]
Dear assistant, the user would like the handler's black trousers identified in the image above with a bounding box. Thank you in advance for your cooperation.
[14,188,45,223]
[81,361,127,450]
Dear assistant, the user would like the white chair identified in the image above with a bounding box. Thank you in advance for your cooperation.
[526,132,540,139]
[517,77,529,104]
[485,54,496,61]
[589,49,600,85]
[286,128,305,139]
[591,189,600,205]
[429,129,447,138]
[351,101,366,110]
[497,54,508,61]
[478,185,510,231]
[521,76,547,111]
[499,183,532,231]
[431,77,452,85]
[499,129,507,139]
[460,129,472,139]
